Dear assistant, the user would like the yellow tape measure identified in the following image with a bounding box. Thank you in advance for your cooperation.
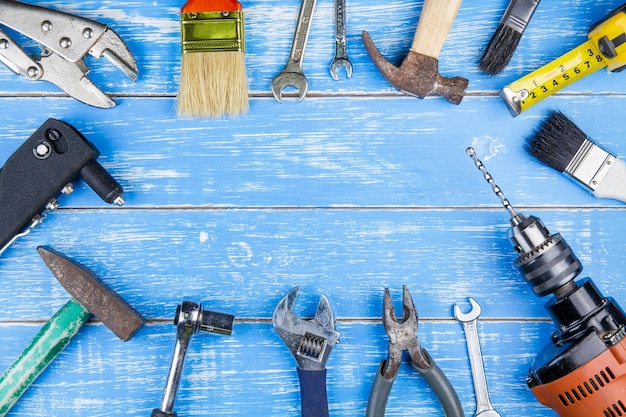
[500,5,626,117]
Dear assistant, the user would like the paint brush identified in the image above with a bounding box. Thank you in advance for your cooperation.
[525,110,626,203]
[479,0,540,75]
[177,0,249,118]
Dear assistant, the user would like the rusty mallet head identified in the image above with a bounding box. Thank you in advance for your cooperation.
[0,247,144,417]
[361,0,468,105]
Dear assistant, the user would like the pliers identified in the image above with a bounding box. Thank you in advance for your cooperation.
[0,0,137,108]
[272,286,340,417]
[366,286,465,417]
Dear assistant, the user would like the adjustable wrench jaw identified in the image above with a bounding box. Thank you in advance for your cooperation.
[272,286,340,371]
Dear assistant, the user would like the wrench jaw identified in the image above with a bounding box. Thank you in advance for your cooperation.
[330,58,353,81]
[270,72,309,103]
[453,297,482,323]
[272,287,340,371]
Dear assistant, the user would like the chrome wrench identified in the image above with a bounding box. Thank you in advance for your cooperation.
[271,0,316,102]
[329,0,352,80]
[454,298,502,417]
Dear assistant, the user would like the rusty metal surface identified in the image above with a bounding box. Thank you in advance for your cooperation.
[362,31,468,104]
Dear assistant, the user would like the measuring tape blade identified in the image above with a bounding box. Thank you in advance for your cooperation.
[500,5,626,117]
[500,40,606,116]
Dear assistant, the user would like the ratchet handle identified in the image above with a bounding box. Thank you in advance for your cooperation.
[297,368,329,417]
[413,349,465,417]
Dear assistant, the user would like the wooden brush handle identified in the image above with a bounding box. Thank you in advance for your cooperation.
[181,0,242,13]
[410,0,463,59]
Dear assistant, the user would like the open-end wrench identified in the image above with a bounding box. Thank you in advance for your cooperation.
[271,0,316,102]
[329,0,352,80]
[454,298,502,417]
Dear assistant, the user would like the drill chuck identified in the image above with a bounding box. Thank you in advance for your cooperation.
[509,213,582,297]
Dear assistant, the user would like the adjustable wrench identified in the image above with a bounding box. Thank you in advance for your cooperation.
[329,0,352,80]
[454,298,502,417]
[271,0,316,102]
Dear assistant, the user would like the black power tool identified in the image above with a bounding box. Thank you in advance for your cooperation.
[467,147,626,417]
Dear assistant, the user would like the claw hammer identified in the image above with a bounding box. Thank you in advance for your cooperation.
[0,247,144,416]
[362,0,468,104]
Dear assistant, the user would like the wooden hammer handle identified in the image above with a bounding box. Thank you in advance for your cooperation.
[410,0,463,59]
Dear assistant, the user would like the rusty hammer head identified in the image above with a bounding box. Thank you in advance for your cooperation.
[362,30,468,105]
[38,246,145,341]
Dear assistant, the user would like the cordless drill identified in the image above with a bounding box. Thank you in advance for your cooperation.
[467,147,626,417]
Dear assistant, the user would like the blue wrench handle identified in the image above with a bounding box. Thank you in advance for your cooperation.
[297,368,329,417]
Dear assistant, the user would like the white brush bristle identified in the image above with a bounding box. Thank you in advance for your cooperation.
[177,51,249,118]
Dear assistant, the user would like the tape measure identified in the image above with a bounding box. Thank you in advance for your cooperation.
[500,4,626,117]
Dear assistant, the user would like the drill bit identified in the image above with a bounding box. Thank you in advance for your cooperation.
[466,147,519,219]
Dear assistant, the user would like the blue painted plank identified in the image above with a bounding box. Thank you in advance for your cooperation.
[1,96,626,208]
[0,321,559,416]
[0,0,621,96]
[0,209,623,320]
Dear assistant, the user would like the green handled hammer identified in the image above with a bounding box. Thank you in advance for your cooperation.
[0,247,145,416]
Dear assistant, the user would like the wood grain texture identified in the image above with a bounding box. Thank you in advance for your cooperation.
[0,0,625,415]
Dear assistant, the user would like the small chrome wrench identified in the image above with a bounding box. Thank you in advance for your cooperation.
[329,0,352,80]
[454,298,502,417]
[271,0,317,102]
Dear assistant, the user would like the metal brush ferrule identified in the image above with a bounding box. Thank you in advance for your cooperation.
[501,0,540,33]
[564,139,615,191]
[181,11,245,53]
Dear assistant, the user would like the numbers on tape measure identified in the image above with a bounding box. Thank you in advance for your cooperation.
[500,40,608,116]
[523,48,605,104]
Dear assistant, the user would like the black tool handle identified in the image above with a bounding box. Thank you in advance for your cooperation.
[297,368,329,417]
[0,118,123,252]
[413,349,465,417]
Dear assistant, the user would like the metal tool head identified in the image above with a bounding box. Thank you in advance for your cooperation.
[361,31,468,105]
[38,52,115,108]
[381,286,428,378]
[453,297,482,323]
[88,28,138,81]
[38,246,145,341]
[272,286,340,370]
[330,58,353,80]
[271,72,309,103]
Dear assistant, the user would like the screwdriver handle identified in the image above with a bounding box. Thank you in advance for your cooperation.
[0,299,91,417]
[297,368,329,417]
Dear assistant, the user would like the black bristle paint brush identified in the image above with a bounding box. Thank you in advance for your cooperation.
[525,110,626,203]
[479,0,541,75]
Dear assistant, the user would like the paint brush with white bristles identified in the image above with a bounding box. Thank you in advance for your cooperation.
[479,0,541,75]
[525,110,626,203]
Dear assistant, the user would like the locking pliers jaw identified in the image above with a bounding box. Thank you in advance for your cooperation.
[0,0,137,107]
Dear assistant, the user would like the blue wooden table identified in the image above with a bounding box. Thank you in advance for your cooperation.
[0,0,625,415]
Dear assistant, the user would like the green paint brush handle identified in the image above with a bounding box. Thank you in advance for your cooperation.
[0,299,91,417]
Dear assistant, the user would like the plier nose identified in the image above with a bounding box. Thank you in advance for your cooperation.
[367,286,466,417]
[381,286,429,379]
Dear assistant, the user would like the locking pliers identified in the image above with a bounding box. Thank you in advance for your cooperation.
[366,286,465,417]
[272,286,340,417]
[0,0,137,108]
